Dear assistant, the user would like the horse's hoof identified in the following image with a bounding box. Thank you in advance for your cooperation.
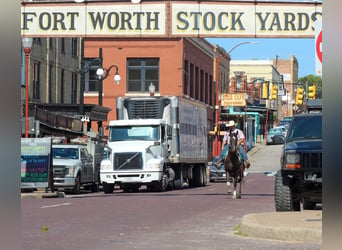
[237,194,241,199]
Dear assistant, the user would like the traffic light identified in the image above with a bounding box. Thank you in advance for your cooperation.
[296,87,304,105]
[270,84,278,100]
[308,85,316,99]
[261,82,268,99]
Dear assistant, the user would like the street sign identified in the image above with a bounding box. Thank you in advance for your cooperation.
[315,20,322,75]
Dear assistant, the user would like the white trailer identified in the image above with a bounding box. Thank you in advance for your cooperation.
[100,96,208,193]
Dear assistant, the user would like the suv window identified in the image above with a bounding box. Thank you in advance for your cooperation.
[286,114,322,142]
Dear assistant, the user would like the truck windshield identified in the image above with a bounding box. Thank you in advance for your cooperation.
[109,125,160,142]
[52,148,79,159]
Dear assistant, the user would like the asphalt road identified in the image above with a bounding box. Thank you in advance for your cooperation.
[21,143,321,250]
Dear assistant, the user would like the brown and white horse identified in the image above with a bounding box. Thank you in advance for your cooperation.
[223,131,245,199]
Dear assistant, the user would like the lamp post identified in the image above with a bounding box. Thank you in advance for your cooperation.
[95,61,121,136]
[22,37,33,138]
[214,41,259,156]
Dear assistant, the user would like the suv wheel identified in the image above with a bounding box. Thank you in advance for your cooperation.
[275,171,300,212]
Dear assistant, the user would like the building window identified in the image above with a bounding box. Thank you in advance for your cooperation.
[60,69,64,104]
[32,62,40,100]
[48,65,53,103]
[209,75,213,106]
[71,72,77,104]
[127,58,159,93]
[61,38,65,54]
[205,72,208,104]
[200,69,204,102]
[184,60,188,95]
[49,38,53,50]
[71,38,77,57]
[189,63,194,98]
[84,58,101,92]
[195,66,199,100]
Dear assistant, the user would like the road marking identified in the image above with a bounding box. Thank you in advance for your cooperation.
[40,203,71,209]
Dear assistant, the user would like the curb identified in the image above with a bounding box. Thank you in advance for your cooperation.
[239,211,322,243]
[21,191,65,199]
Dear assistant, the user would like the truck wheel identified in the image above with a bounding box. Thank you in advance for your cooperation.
[103,183,114,194]
[303,199,316,210]
[192,165,204,187]
[202,165,207,186]
[73,174,81,194]
[153,175,167,192]
[275,171,300,212]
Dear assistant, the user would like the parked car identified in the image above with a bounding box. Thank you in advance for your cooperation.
[52,144,96,194]
[266,127,285,145]
[274,125,288,137]
[209,156,226,182]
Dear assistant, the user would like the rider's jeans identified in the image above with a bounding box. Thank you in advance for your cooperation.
[219,144,248,161]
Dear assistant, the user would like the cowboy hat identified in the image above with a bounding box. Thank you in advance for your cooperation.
[225,120,237,127]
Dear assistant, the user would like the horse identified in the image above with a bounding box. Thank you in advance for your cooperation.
[223,131,246,199]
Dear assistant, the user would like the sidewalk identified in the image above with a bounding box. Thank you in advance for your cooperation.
[240,210,322,243]
[21,188,65,199]
[242,141,322,244]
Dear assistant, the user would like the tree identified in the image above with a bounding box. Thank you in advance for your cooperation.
[298,75,322,98]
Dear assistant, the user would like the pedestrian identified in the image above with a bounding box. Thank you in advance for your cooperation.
[215,120,251,169]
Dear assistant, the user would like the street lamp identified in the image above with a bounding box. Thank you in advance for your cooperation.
[22,37,33,138]
[226,41,260,55]
[95,63,121,136]
[96,65,121,83]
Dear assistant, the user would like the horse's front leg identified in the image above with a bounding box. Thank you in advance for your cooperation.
[226,172,232,194]
[237,178,242,199]
[237,165,244,199]
[232,177,237,199]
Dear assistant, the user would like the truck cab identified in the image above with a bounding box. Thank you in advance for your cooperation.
[100,119,174,193]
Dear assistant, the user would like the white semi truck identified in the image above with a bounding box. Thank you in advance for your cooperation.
[100,96,208,193]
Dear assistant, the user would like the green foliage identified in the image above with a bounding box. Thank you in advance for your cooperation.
[40,225,49,233]
[298,75,322,98]
[233,224,248,237]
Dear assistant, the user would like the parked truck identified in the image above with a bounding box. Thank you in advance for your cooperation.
[100,96,209,193]
[52,132,105,193]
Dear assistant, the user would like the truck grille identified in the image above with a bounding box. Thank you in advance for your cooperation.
[114,152,143,170]
[302,152,322,170]
[124,98,170,119]
[53,166,68,178]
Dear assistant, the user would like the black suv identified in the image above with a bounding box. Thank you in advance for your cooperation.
[275,113,322,211]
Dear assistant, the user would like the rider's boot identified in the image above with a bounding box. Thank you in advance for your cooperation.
[215,159,223,169]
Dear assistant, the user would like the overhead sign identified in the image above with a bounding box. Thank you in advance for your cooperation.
[21,1,322,38]
[221,93,246,107]
[315,20,322,75]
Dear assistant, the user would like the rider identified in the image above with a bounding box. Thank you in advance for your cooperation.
[215,120,251,169]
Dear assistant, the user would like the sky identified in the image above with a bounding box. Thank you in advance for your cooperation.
[206,37,317,78]
[205,0,322,78]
